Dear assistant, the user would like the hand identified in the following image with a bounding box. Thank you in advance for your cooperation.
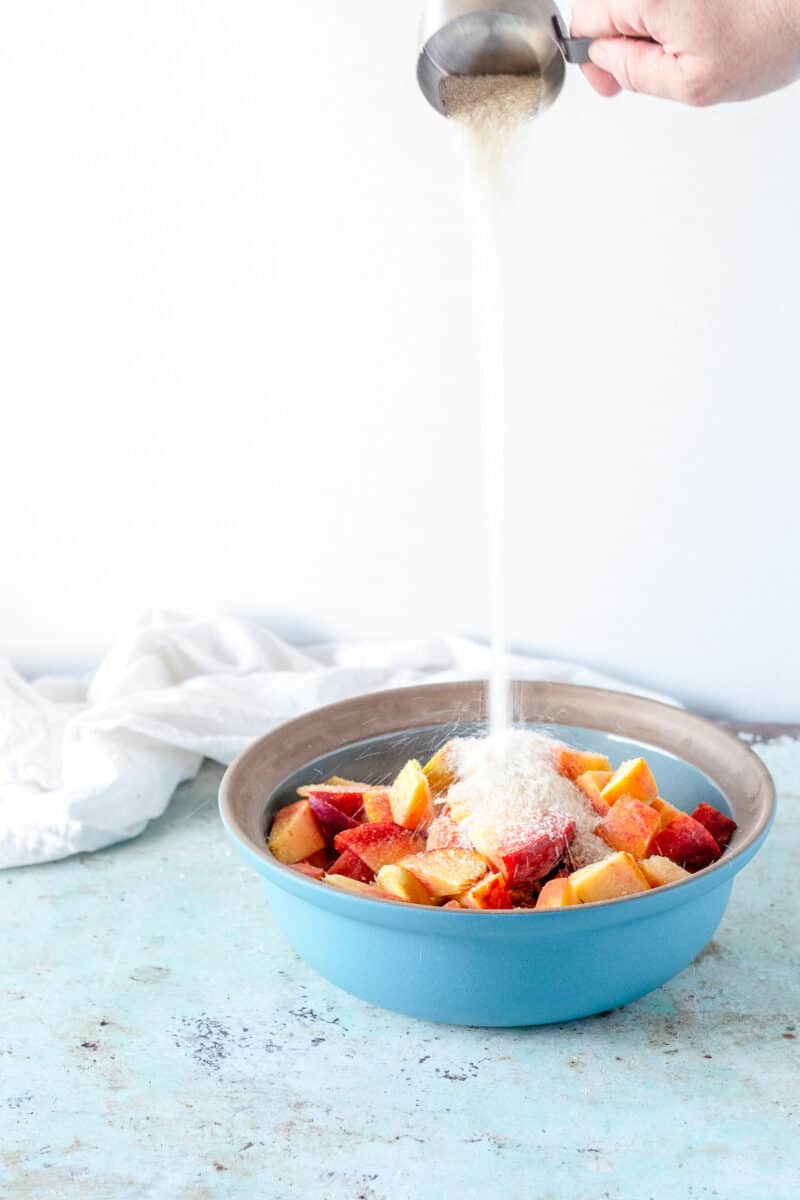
[571,0,800,105]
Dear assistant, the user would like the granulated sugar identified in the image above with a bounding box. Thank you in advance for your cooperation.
[443,74,541,732]
[440,74,543,127]
[447,730,609,869]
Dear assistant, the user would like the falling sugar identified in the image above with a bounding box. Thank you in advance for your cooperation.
[443,74,542,733]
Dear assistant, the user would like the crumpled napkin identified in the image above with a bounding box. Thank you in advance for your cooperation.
[0,610,668,868]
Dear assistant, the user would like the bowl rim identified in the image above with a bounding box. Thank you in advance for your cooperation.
[219,680,776,916]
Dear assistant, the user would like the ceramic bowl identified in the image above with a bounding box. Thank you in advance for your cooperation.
[219,682,775,1026]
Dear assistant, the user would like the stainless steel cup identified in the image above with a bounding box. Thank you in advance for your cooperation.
[417,0,592,116]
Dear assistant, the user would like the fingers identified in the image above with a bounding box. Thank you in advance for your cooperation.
[571,0,650,39]
[580,62,622,97]
[571,1,648,98]
[587,37,687,101]
[571,0,617,38]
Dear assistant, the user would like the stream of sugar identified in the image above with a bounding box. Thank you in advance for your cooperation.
[443,75,542,733]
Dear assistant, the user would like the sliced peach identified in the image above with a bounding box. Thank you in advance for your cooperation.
[296,785,366,815]
[446,797,472,822]
[469,814,575,886]
[390,760,434,830]
[362,788,393,823]
[426,813,473,852]
[268,800,326,865]
[569,852,651,903]
[442,900,463,910]
[457,871,513,910]
[600,757,659,806]
[327,848,374,883]
[535,877,579,910]
[375,865,435,905]
[575,769,614,815]
[399,849,487,898]
[595,795,661,859]
[651,797,682,829]
[333,822,423,872]
[324,875,395,901]
[307,793,360,839]
[651,814,721,872]
[691,803,737,850]
[639,855,691,888]
[290,861,325,880]
[422,743,458,796]
[551,745,612,781]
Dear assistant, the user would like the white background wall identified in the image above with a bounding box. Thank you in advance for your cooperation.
[0,1,798,718]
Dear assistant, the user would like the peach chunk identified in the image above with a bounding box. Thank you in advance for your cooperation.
[691,803,737,850]
[307,793,360,839]
[442,900,463,910]
[535,877,579,910]
[595,796,661,859]
[390,760,434,831]
[334,821,422,872]
[446,796,471,823]
[426,814,473,852]
[399,849,487,898]
[469,814,576,886]
[268,800,326,865]
[575,770,614,815]
[290,861,325,880]
[569,852,651,903]
[651,814,721,872]
[327,848,374,883]
[639,855,691,888]
[457,871,513,910]
[551,745,612,782]
[651,797,682,829]
[296,785,366,815]
[363,788,393,823]
[375,865,435,905]
[324,875,395,901]
[600,757,659,806]
[422,743,458,796]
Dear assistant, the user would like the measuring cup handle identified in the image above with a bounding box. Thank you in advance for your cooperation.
[551,16,593,65]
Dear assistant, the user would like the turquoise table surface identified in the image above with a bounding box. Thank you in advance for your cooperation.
[2,735,799,1200]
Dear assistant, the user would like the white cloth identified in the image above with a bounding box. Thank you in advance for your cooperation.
[0,611,670,868]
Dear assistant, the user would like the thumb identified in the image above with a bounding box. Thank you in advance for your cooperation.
[588,37,686,102]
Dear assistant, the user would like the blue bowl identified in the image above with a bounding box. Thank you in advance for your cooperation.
[219,682,775,1026]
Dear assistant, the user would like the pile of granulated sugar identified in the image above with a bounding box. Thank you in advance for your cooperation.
[447,729,609,869]
[440,74,543,128]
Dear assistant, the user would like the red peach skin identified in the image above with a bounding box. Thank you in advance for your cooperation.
[691,803,737,849]
[470,814,576,886]
[334,822,423,873]
[303,787,365,817]
[651,814,722,872]
[327,849,375,883]
[307,793,360,839]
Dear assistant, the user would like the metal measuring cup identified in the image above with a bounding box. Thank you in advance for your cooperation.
[417,1,592,116]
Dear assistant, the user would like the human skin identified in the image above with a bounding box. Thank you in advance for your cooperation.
[571,0,800,105]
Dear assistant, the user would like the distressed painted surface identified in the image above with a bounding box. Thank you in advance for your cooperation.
[2,744,798,1200]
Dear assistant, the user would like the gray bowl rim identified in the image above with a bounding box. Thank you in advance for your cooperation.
[219,680,776,915]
